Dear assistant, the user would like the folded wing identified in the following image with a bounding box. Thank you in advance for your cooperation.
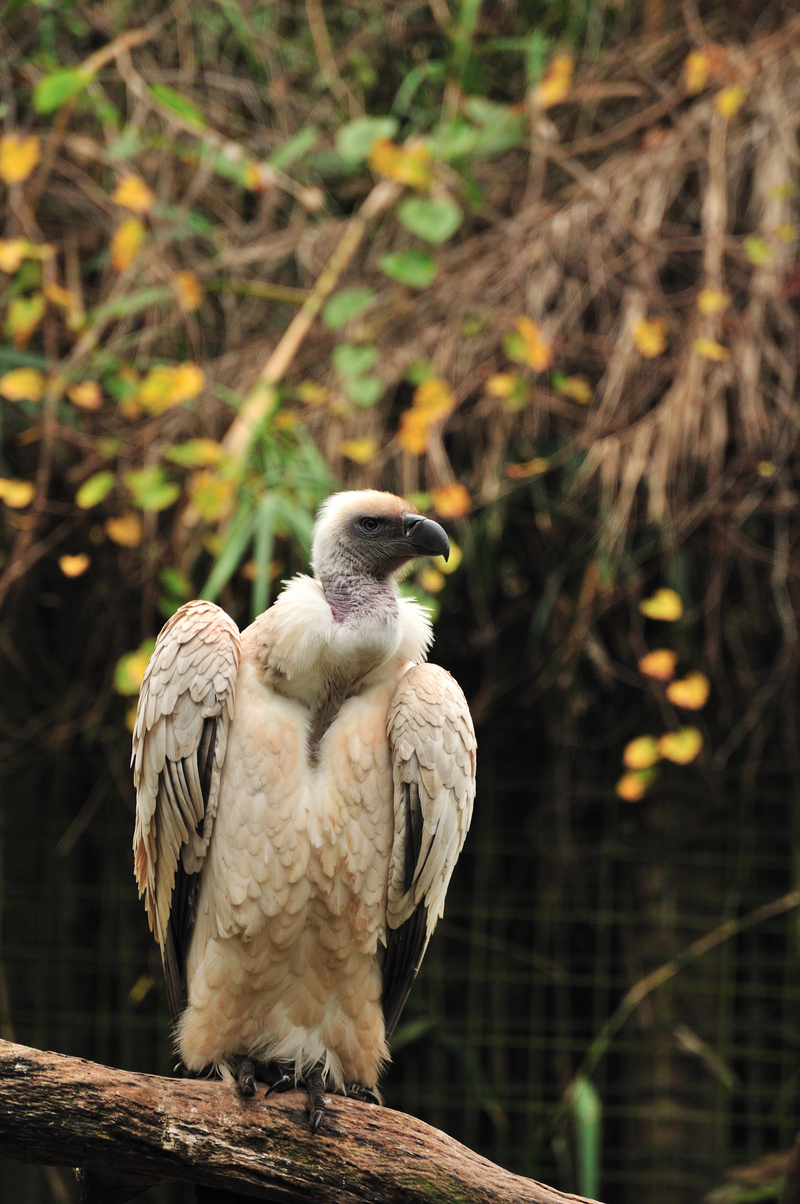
[132,599,241,1018]
[383,663,476,1038]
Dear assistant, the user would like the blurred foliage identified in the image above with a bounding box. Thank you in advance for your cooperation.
[3,0,800,1199]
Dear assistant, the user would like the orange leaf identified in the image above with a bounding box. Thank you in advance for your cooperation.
[398,410,431,455]
[0,367,45,402]
[44,281,75,310]
[67,381,103,410]
[413,377,455,420]
[505,458,549,479]
[368,138,433,190]
[58,553,90,577]
[0,477,35,508]
[638,648,678,681]
[430,483,470,518]
[535,53,574,108]
[0,134,41,184]
[514,317,553,372]
[616,770,657,802]
[112,174,155,214]
[110,218,146,272]
[175,270,204,311]
[633,318,669,358]
[666,671,710,710]
[105,513,143,547]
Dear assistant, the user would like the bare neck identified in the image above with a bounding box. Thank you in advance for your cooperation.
[318,570,398,625]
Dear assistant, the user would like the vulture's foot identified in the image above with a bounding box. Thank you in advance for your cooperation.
[263,1065,293,1097]
[344,1082,381,1106]
[235,1056,257,1098]
[305,1064,329,1135]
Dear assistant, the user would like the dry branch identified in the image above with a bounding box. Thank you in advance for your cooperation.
[0,1039,595,1204]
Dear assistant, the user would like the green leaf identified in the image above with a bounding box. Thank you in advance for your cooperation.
[33,67,94,114]
[398,196,463,244]
[379,250,438,288]
[322,288,376,331]
[427,120,480,161]
[159,567,193,600]
[148,84,206,129]
[336,116,398,164]
[163,439,222,467]
[399,580,439,623]
[76,471,115,510]
[124,467,180,512]
[268,127,318,170]
[569,1077,602,1200]
[251,493,276,620]
[345,375,384,407]
[333,343,378,377]
[201,503,256,601]
[113,639,156,696]
[108,126,143,161]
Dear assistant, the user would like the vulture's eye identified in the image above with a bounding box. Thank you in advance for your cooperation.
[359,517,382,534]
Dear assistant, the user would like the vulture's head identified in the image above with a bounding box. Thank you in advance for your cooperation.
[311,490,449,586]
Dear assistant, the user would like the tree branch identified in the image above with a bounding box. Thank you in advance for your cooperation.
[0,1039,596,1204]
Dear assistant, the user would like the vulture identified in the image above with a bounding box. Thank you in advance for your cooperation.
[132,489,476,1130]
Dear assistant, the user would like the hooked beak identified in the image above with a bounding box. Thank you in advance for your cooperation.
[402,514,450,561]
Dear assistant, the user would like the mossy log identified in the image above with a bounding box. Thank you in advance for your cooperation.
[0,1038,598,1204]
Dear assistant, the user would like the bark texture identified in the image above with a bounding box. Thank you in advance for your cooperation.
[0,1039,597,1203]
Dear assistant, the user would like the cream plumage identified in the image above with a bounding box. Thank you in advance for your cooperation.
[132,490,476,1129]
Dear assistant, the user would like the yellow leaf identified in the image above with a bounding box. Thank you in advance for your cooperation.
[696,288,731,315]
[112,174,155,214]
[58,553,90,578]
[105,513,143,547]
[684,50,711,94]
[43,281,75,310]
[505,458,549,479]
[295,380,331,406]
[125,702,138,732]
[430,483,470,518]
[535,52,574,108]
[666,671,710,710]
[0,238,51,273]
[693,337,728,361]
[744,237,775,266]
[188,470,234,522]
[623,735,662,770]
[514,317,553,372]
[0,367,45,402]
[110,218,146,272]
[340,438,378,464]
[757,460,776,478]
[0,477,35,507]
[714,86,746,118]
[638,648,679,681]
[633,317,669,358]
[368,138,433,190]
[639,588,683,621]
[616,770,656,802]
[138,362,205,414]
[4,292,46,348]
[486,373,517,397]
[175,269,204,311]
[417,566,446,593]
[434,540,462,575]
[67,381,103,410]
[114,641,155,695]
[170,361,205,403]
[657,727,703,764]
[775,224,796,245]
[413,377,455,420]
[0,134,41,184]
[556,375,593,405]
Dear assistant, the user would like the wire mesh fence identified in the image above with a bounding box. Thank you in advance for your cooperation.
[2,702,798,1203]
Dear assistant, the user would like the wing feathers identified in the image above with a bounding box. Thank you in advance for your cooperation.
[132,600,241,973]
[383,663,476,1037]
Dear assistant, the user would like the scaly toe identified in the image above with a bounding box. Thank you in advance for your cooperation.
[236,1056,257,1098]
[305,1065,328,1135]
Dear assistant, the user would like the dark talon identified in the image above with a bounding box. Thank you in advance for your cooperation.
[264,1072,293,1097]
[345,1081,381,1106]
[236,1056,257,1097]
[306,1065,328,1134]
